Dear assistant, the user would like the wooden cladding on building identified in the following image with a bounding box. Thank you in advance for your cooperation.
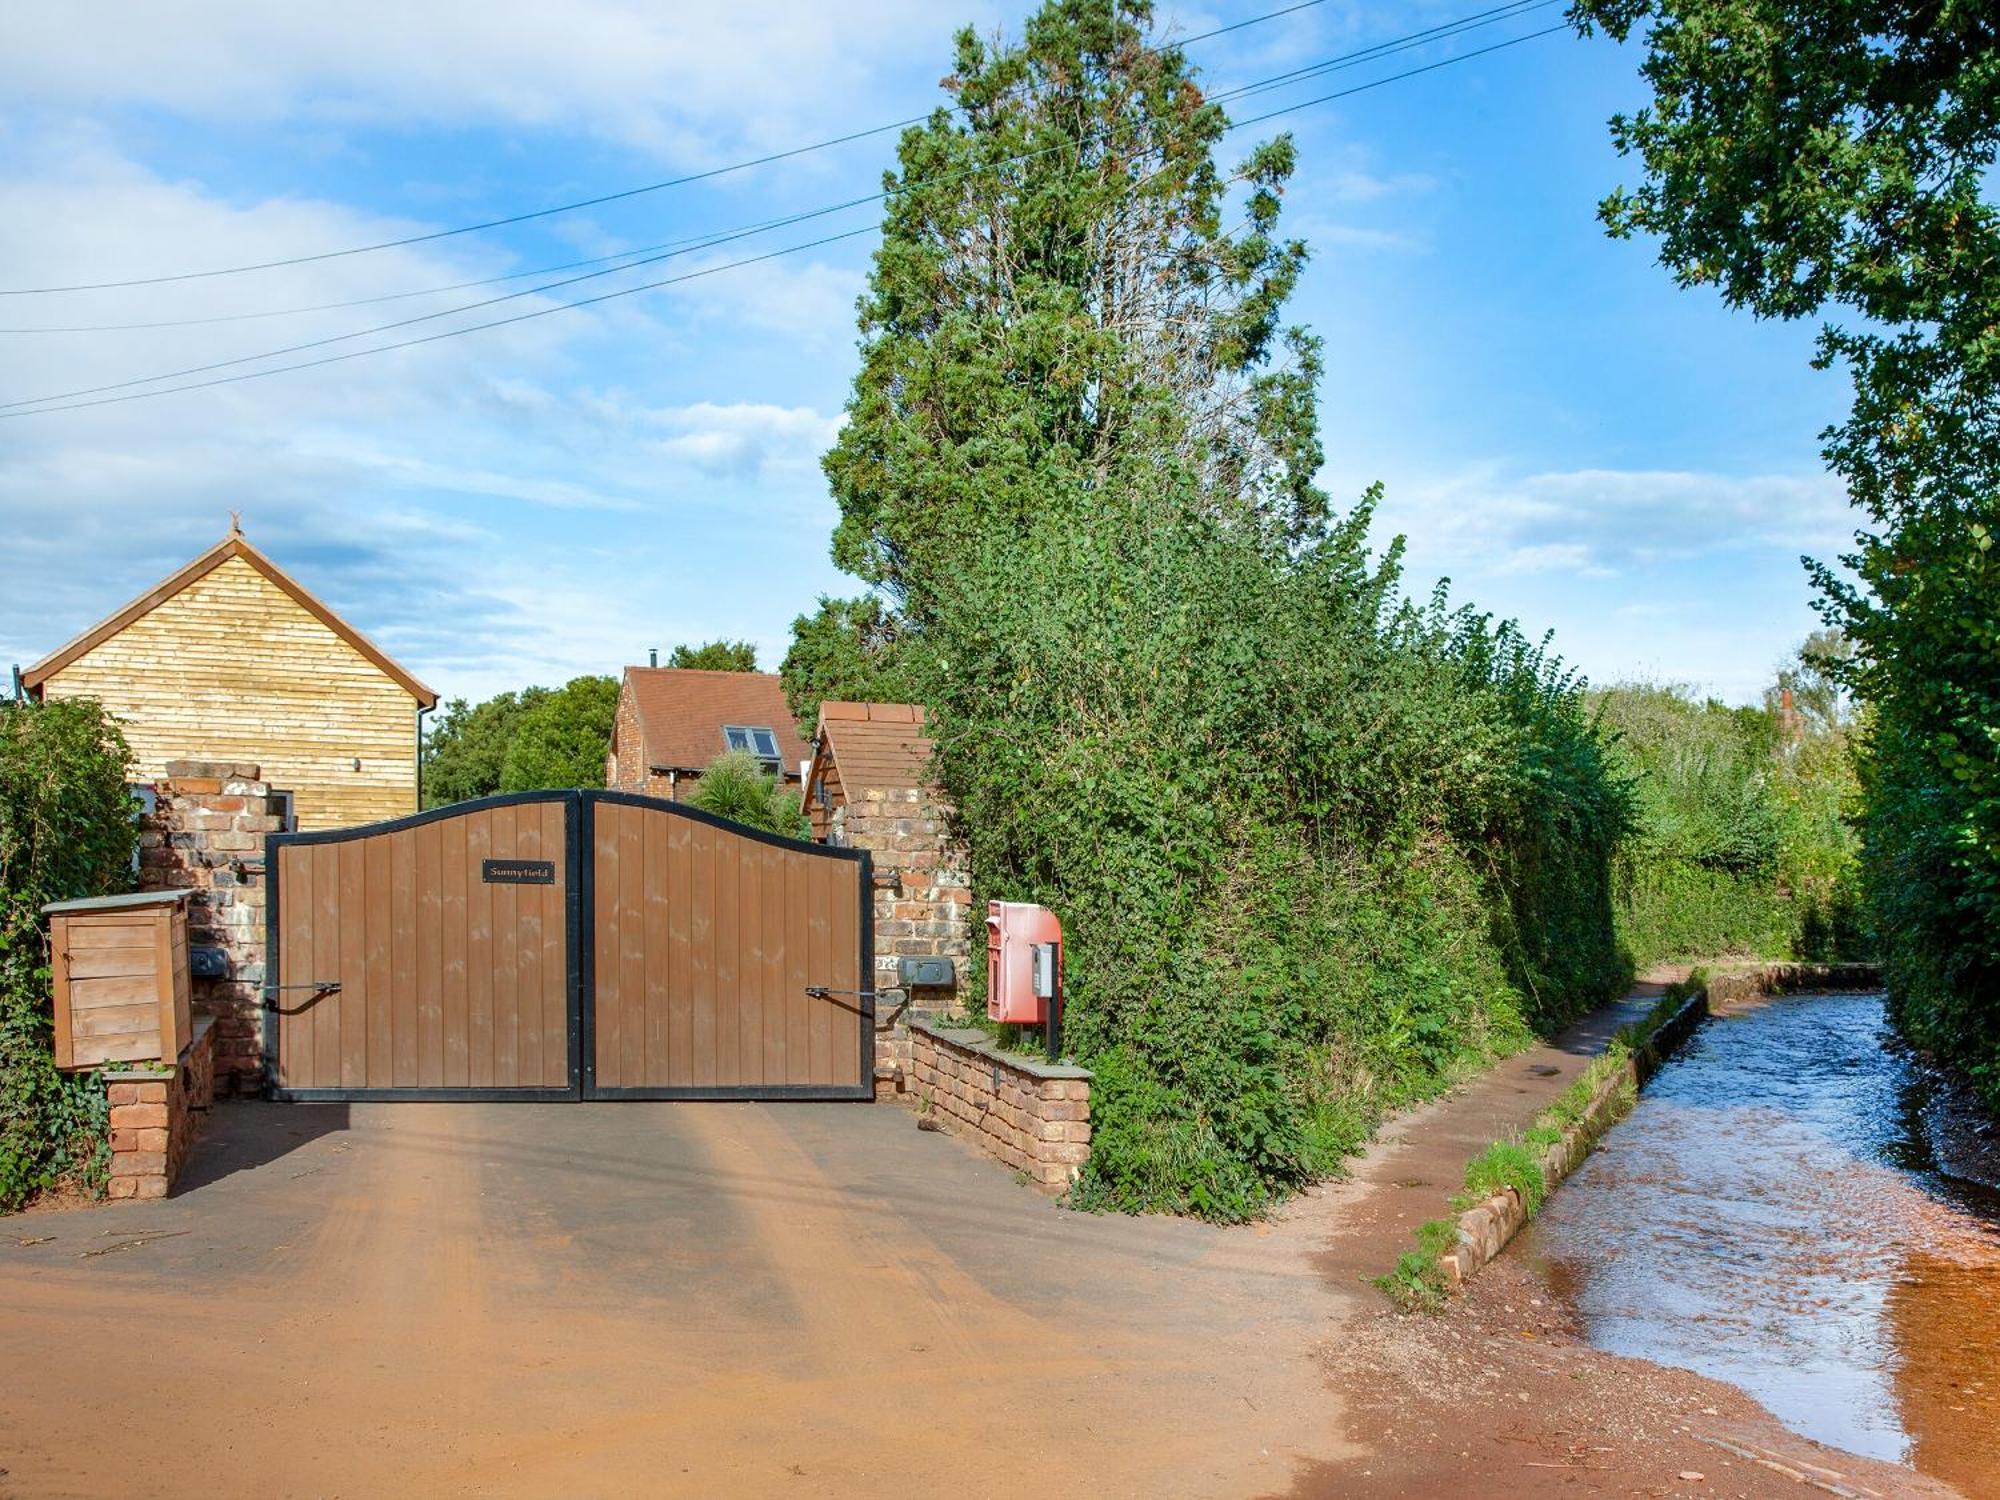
[31,546,433,830]
[591,797,863,1095]
[266,791,870,1101]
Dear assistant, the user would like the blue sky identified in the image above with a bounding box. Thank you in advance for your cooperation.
[0,1,1856,706]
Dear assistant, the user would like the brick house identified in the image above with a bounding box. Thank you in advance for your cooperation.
[18,524,436,830]
[604,666,811,800]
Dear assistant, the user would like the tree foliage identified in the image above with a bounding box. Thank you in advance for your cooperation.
[666,640,759,672]
[422,688,550,807]
[1579,0,2000,1105]
[808,0,1631,1218]
[683,751,810,839]
[0,699,134,1208]
[779,595,913,733]
[1597,664,1864,968]
[498,675,620,793]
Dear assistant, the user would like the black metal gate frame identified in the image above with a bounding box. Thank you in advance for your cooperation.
[263,788,874,1104]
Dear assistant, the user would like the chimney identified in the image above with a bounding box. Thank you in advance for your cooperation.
[649,648,658,668]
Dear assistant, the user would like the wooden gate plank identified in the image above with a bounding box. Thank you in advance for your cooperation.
[416,819,443,1087]
[491,802,519,1089]
[714,827,740,1087]
[594,802,621,1090]
[282,845,313,1088]
[621,804,647,1090]
[466,809,494,1088]
[540,799,567,1087]
[666,815,692,1087]
[515,802,543,1088]
[643,801,669,1085]
[690,820,716,1087]
[442,813,469,1088]
[390,827,417,1088]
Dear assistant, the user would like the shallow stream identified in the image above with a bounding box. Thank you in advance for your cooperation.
[1522,991,2000,1495]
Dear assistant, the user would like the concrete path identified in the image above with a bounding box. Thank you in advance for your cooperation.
[1295,979,1663,1288]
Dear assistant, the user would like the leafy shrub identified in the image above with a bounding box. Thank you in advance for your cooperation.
[0,698,137,1209]
[780,595,912,736]
[683,751,810,840]
[804,0,1632,1219]
[665,640,758,672]
[1595,678,1865,969]
[422,687,550,806]
[498,675,619,792]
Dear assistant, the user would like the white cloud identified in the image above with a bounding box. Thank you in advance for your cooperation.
[645,401,844,479]
[1363,463,1859,581]
[0,1,992,161]
[1322,462,1860,704]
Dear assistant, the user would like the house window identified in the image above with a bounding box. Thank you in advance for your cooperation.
[723,725,782,766]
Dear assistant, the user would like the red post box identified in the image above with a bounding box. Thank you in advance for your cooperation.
[986,901,1063,1055]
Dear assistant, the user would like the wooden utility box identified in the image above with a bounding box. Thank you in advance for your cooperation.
[42,891,192,1070]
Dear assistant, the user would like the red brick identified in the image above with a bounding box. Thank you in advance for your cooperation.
[133,1176,169,1200]
[106,1176,139,1200]
[106,1083,140,1106]
[137,1127,170,1153]
[109,1103,167,1130]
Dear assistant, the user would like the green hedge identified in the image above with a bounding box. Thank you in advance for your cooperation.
[1596,683,1866,970]
[0,698,137,1210]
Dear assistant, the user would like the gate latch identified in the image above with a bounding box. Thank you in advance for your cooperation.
[261,981,341,1015]
[804,985,878,1016]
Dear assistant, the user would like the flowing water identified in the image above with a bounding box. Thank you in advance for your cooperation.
[1522,991,2000,1495]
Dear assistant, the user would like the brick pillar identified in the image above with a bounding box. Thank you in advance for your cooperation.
[138,761,286,1093]
[830,786,972,1094]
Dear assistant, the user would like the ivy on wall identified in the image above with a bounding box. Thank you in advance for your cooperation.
[0,698,137,1210]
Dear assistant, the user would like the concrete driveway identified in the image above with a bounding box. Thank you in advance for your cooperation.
[0,1100,1354,1498]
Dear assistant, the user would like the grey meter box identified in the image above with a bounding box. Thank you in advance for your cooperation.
[1030,942,1057,1000]
[899,956,955,987]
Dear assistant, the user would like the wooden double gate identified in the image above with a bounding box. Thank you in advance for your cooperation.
[263,791,872,1101]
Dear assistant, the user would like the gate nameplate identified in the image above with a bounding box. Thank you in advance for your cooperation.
[482,858,556,885]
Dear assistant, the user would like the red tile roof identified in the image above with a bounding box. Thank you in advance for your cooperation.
[815,701,934,793]
[624,668,811,777]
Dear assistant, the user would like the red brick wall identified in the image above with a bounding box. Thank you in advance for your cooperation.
[138,761,285,1091]
[607,678,646,791]
[908,1018,1091,1192]
[105,1019,215,1200]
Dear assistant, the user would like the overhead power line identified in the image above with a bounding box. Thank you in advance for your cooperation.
[0,0,1555,334]
[0,0,1336,298]
[0,21,1569,419]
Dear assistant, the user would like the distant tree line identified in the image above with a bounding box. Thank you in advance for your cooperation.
[1598,631,1865,969]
